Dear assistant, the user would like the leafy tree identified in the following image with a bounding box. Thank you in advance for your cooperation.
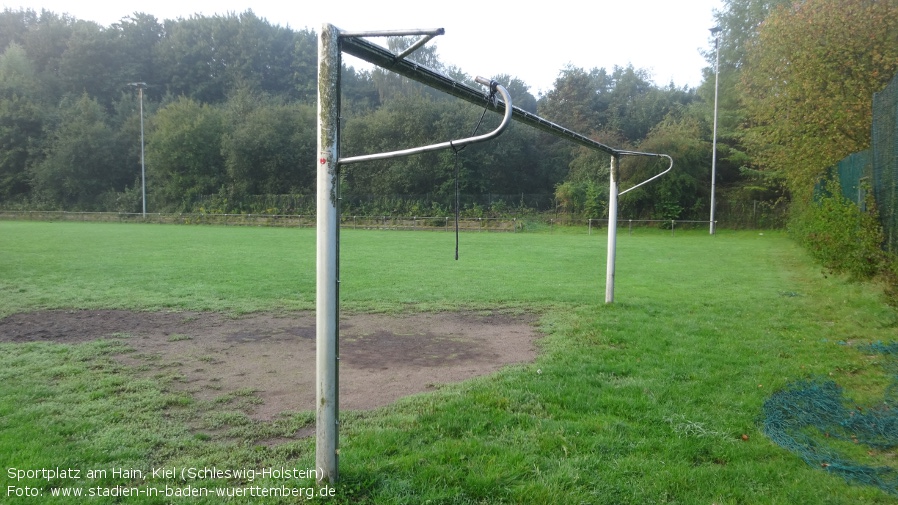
[15,10,73,73]
[341,85,547,208]
[605,66,677,141]
[536,66,611,195]
[341,66,380,115]
[538,62,697,215]
[0,6,744,219]
[0,8,36,51]
[0,95,40,201]
[553,180,607,217]
[567,146,614,185]
[583,180,605,218]
[460,116,544,196]
[56,19,126,106]
[740,0,898,198]
[369,36,452,103]
[221,90,316,203]
[554,180,586,215]
[99,91,156,213]
[0,42,43,201]
[212,11,297,97]
[13,10,76,100]
[538,66,609,135]
[154,11,303,104]
[619,115,710,220]
[30,94,127,209]
[146,97,226,210]
[539,64,693,143]
[291,28,318,103]
[342,93,454,198]
[108,13,164,100]
[155,15,228,103]
[709,0,792,71]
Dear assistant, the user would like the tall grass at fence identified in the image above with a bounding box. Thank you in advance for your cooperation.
[1,221,896,503]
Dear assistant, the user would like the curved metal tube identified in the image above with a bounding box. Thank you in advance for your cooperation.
[338,77,513,166]
[616,152,674,196]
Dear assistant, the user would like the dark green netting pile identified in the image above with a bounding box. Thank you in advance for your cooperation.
[763,342,898,495]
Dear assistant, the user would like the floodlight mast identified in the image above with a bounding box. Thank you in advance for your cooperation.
[128,82,148,217]
[709,26,722,235]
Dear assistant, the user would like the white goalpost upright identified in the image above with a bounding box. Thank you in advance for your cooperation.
[606,155,620,303]
[605,150,674,303]
[316,23,672,482]
[315,23,341,485]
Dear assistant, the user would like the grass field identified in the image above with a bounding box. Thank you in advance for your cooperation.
[2,220,897,503]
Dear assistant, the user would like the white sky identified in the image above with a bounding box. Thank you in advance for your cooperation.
[4,0,723,95]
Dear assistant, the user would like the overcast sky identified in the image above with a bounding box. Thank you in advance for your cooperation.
[3,0,723,95]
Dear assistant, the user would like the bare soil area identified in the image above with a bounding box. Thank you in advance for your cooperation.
[0,309,540,420]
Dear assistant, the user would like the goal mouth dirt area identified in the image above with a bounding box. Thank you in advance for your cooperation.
[0,309,540,420]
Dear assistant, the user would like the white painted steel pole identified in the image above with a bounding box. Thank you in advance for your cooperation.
[605,155,619,303]
[138,85,146,217]
[709,27,721,235]
[128,82,148,217]
[316,23,340,484]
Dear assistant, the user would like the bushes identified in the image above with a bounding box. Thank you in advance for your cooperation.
[790,178,887,279]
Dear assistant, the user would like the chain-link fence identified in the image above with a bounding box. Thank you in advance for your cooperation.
[823,72,897,254]
[873,72,898,254]
[2,210,786,235]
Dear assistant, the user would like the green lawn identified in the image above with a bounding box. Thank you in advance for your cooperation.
[1,221,897,503]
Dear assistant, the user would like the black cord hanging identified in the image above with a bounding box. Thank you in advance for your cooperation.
[451,87,497,260]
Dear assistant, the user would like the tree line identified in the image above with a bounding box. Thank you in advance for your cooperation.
[0,8,714,218]
[1,2,896,230]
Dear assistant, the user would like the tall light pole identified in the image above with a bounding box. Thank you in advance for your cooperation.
[709,27,721,235]
[129,82,147,217]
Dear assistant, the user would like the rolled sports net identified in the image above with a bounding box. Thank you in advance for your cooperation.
[763,342,898,495]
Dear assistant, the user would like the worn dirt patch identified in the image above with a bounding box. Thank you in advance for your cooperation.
[0,310,539,420]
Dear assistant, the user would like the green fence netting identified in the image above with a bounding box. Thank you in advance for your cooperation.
[837,150,873,208]
[816,150,872,205]
[822,72,898,254]
[873,72,898,254]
